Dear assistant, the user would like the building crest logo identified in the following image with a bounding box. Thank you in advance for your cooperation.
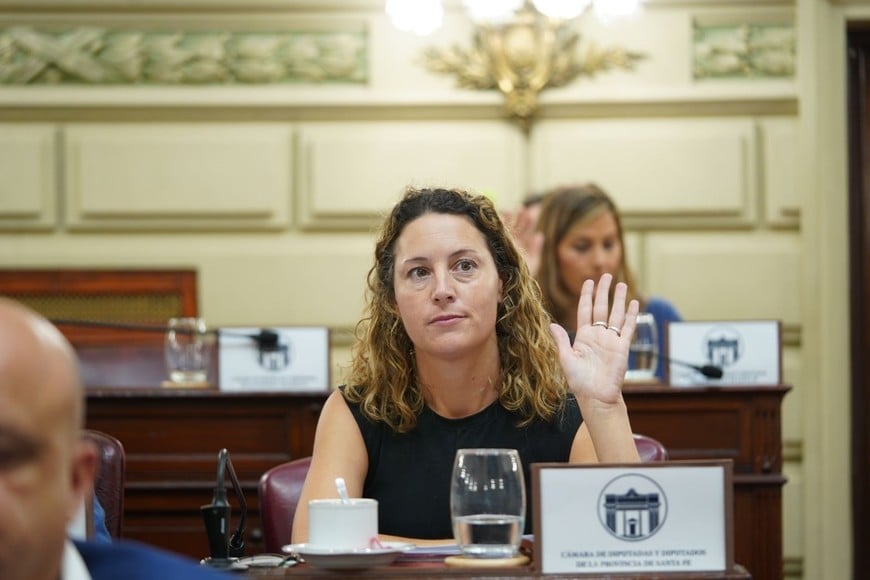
[256,337,292,371]
[703,326,744,368]
[598,473,668,541]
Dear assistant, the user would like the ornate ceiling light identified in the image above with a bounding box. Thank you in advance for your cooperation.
[386,0,647,131]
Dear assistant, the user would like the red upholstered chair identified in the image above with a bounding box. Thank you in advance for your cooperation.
[83,429,126,539]
[633,433,669,462]
[258,456,311,554]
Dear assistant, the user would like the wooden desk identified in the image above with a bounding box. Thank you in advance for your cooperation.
[245,563,752,579]
[86,387,327,558]
[623,384,789,580]
[82,342,784,580]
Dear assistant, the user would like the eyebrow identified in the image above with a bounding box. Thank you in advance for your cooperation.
[0,426,43,463]
[400,248,484,266]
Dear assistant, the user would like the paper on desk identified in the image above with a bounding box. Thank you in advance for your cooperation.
[396,545,462,562]
[397,535,534,563]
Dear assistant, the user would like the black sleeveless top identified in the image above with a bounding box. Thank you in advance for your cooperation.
[344,392,583,539]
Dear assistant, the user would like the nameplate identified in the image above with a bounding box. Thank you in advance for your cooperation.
[532,460,733,575]
[218,326,330,392]
[666,320,781,386]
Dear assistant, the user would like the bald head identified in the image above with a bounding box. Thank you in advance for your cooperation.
[0,297,84,435]
[0,297,95,580]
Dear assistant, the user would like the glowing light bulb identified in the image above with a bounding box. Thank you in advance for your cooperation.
[386,0,444,36]
[592,0,643,23]
[532,0,592,20]
[463,0,524,25]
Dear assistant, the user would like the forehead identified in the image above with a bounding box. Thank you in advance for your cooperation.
[562,210,619,240]
[0,331,79,446]
[395,213,490,257]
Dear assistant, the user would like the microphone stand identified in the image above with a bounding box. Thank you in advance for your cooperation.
[200,448,249,571]
[49,318,280,349]
[664,356,724,379]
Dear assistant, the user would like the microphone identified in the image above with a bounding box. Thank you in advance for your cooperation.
[567,329,724,380]
[49,318,279,351]
[663,355,724,379]
[200,448,248,570]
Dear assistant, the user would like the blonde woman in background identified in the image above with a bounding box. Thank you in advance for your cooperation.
[511,183,681,381]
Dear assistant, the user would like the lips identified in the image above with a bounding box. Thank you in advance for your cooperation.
[430,314,464,324]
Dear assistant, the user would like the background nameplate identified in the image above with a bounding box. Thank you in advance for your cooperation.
[218,326,330,392]
[666,320,782,386]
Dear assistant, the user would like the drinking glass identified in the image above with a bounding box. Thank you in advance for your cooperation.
[450,448,525,559]
[164,317,210,385]
[625,313,658,382]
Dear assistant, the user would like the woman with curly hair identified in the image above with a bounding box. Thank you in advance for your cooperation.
[292,187,640,544]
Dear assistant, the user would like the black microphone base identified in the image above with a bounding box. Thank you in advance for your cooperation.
[199,557,249,572]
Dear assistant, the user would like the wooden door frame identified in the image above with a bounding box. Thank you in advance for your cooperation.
[847,26,870,580]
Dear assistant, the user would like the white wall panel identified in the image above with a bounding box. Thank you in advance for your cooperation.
[0,124,56,230]
[64,123,293,230]
[759,117,800,228]
[645,232,800,326]
[297,121,525,229]
[531,118,758,228]
[198,247,372,329]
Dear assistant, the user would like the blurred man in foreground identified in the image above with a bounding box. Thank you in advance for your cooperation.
[0,297,230,580]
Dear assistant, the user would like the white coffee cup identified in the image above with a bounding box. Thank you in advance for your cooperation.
[307,498,378,550]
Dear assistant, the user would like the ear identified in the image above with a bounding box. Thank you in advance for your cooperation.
[67,439,98,522]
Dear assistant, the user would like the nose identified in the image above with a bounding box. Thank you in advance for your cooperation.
[431,271,456,303]
[591,245,608,267]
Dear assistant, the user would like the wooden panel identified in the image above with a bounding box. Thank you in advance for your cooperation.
[87,389,326,557]
[0,123,56,230]
[0,269,197,346]
[630,406,749,467]
[123,489,261,558]
[530,118,757,229]
[624,385,789,580]
[296,121,525,230]
[64,123,293,230]
[733,478,785,580]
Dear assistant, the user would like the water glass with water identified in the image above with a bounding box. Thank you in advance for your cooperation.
[164,317,210,385]
[625,312,658,382]
[450,448,525,559]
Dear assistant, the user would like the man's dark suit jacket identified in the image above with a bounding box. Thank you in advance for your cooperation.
[75,540,233,579]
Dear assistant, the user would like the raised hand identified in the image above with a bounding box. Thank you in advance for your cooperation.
[503,204,543,276]
[549,273,639,405]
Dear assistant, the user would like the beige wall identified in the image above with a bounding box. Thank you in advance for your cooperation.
[0,0,856,577]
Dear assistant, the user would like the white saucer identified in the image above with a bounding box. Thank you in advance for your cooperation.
[282,542,415,570]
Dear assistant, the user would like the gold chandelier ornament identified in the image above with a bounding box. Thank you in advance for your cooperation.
[386,0,647,131]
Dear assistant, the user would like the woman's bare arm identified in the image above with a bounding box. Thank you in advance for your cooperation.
[291,390,369,543]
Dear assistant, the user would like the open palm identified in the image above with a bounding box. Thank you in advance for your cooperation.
[550,274,639,404]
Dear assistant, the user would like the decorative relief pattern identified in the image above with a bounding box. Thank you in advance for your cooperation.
[693,22,795,79]
[0,26,367,85]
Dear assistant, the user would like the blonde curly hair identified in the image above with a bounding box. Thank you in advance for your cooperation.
[344,187,569,433]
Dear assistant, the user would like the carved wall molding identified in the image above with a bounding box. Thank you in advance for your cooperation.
[0,26,367,85]
[693,20,796,79]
